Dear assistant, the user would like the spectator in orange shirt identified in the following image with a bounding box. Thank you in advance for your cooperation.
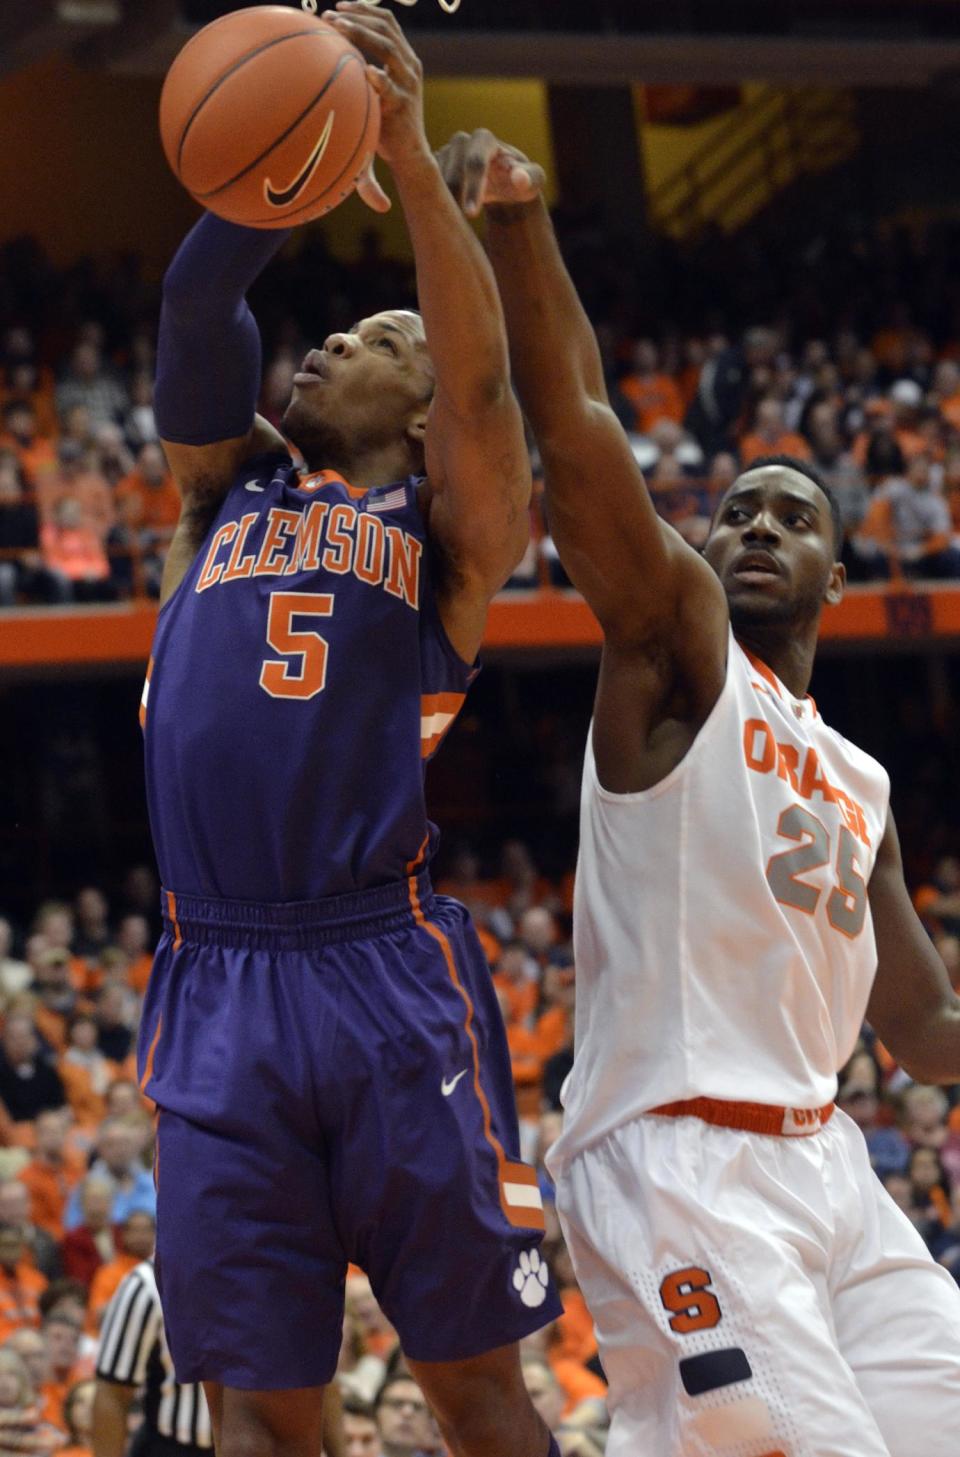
[114,916,153,997]
[0,1183,60,1284]
[58,1017,115,1134]
[18,1111,84,1243]
[32,951,78,1056]
[40,498,113,603]
[492,941,539,1027]
[0,357,58,440]
[37,1314,84,1432]
[86,1211,155,1334]
[738,398,813,467]
[0,1225,47,1343]
[114,443,178,534]
[111,442,178,596]
[495,987,542,1155]
[1,402,56,489]
[851,380,931,467]
[0,451,69,608]
[533,962,575,1065]
[619,340,684,434]
[37,442,114,543]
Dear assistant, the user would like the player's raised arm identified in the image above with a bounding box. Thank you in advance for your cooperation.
[153,215,297,602]
[867,811,960,1084]
[436,131,726,662]
[324,4,531,664]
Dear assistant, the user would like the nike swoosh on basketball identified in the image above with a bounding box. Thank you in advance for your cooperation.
[441,1069,469,1096]
[263,110,336,209]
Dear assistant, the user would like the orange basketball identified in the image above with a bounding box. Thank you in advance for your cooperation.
[159,5,379,229]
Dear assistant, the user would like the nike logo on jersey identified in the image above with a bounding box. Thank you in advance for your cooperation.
[441,1069,468,1096]
[263,111,336,209]
[244,482,265,492]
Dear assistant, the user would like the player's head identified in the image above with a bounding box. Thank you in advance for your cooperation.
[703,455,845,633]
[282,310,434,475]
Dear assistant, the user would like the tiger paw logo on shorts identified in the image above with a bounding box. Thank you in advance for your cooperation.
[513,1248,549,1308]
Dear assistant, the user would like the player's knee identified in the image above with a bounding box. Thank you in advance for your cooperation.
[423,1363,539,1447]
[216,1415,316,1457]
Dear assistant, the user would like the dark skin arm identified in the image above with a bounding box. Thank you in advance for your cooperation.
[866,810,960,1084]
[436,132,727,789]
[326,6,531,664]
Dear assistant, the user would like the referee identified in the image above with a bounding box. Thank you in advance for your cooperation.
[93,1259,211,1457]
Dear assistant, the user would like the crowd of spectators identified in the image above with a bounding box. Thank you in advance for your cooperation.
[5,217,960,604]
[2,833,960,1455]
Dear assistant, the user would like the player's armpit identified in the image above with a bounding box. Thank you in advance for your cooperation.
[162,414,287,503]
[867,810,960,1084]
[160,415,289,605]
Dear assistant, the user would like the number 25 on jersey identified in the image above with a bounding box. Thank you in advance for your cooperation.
[766,804,867,938]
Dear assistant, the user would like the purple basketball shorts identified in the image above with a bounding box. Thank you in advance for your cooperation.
[138,872,562,1389]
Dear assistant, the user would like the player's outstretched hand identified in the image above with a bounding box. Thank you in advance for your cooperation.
[323,0,428,213]
[436,129,546,218]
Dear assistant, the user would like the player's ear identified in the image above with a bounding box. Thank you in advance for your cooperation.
[406,407,429,446]
[825,559,846,606]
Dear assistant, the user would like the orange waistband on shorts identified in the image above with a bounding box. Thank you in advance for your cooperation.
[648,1096,835,1138]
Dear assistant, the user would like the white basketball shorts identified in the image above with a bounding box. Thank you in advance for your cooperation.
[554,1106,960,1457]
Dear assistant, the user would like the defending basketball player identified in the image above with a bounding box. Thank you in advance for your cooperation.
[138,17,564,1457]
[437,130,960,1456]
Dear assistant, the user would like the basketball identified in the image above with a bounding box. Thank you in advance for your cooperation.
[159,5,380,228]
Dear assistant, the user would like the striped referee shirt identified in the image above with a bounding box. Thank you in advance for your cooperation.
[96,1260,212,1450]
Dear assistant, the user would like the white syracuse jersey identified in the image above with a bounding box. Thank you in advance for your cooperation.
[552,627,890,1171]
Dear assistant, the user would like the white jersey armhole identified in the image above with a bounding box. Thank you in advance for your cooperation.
[587,632,736,804]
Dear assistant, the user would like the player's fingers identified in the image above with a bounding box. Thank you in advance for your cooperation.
[435,132,472,209]
[355,155,392,213]
[325,19,417,91]
[491,151,545,202]
[462,133,501,216]
[330,2,420,75]
[509,161,546,199]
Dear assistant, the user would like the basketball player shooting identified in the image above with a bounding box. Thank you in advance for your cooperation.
[137,15,564,1457]
[437,129,960,1457]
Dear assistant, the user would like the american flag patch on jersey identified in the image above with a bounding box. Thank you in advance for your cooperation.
[367,486,407,514]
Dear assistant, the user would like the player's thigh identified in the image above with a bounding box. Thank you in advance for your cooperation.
[156,1106,347,1391]
[558,1121,893,1457]
[833,1176,960,1457]
[201,1382,326,1457]
[330,897,563,1364]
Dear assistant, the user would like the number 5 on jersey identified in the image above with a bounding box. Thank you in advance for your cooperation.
[259,591,334,700]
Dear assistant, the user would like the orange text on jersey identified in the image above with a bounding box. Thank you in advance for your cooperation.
[195,501,422,609]
[743,718,871,848]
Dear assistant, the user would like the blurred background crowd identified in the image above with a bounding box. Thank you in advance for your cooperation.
[0,835,959,1456]
[7,215,960,604]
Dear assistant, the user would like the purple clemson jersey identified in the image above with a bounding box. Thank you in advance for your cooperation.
[138,452,562,1387]
[142,454,474,901]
